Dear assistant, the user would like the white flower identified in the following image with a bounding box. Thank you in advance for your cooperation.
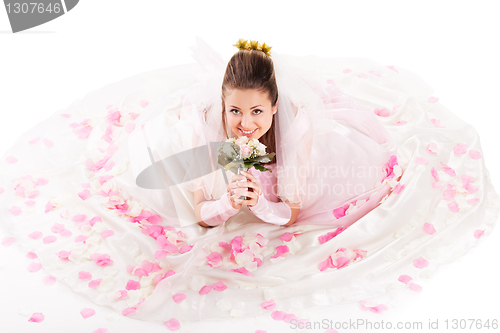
[235,136,249,146]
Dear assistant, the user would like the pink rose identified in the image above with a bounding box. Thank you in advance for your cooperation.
[240,145,252,159]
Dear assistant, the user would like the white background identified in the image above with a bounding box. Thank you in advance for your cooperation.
[1,1,499,332]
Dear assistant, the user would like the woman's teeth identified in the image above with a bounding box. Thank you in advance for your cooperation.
[240,128,257,134]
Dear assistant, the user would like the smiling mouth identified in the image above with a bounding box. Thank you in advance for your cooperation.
[239,128,257,135]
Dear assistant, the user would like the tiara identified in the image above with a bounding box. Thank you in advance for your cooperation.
[233,38,272,57]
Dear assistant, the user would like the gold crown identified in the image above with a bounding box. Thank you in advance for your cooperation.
[233,38,272,57]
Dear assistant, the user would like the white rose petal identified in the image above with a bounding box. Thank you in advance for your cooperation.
[230,309,244,318]
[216,299,232,312]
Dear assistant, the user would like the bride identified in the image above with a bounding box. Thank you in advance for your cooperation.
[0,37,498,324]
[185,38,399,230]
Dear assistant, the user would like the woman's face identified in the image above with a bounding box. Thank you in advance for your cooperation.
[224,89,278,140]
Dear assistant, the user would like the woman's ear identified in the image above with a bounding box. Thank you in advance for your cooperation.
[273,96,279,115]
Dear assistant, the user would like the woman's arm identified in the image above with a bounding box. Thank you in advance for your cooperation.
[194,178,242,228]
[281,199,301,227]
[194,187,212,228]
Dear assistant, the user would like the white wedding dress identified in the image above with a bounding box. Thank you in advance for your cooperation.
[1,37,498,324]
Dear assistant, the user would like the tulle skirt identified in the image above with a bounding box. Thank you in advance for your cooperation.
[1,48,499,325]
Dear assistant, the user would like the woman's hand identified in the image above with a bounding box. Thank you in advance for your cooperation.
[226,173,246,210]
[227,170,262,208]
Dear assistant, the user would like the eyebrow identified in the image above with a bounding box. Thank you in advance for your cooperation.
[229,105,263,109]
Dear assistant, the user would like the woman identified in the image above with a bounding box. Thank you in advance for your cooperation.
[193,38,398,230]
[0,37,498,324]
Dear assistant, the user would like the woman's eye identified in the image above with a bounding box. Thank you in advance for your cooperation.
[229,109,262,115]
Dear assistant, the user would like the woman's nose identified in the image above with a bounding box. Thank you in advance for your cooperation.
[240,116,253,129]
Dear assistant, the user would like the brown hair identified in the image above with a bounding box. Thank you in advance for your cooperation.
[221,49,278,164]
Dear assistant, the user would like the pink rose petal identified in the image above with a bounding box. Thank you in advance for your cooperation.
[51,223,65,233]
[27,252,38,259]
[212,281,227,291]
[280,232,294,242]
[57,250,71,259]
[9,206,22,216]
[423,223,436,235]
[43,138,53,147]
[101,230,114,239]
[1,237,15,246]
[80,308,96,319]
[78,189,91,200]
[413,256,429,269]
[474,229,485,239]
[448,201,459,212]
[28,312,44,323]
[261,299,276,310]
[199,285,212,295]
[398,274,412,284]
[409,283,423,292]
[122,307,136,316]
[386,65,399,73]
[271,310,286,321]
[79,271,92,280]
[27,262,42,273]
[164,318,180,331]
[283,313,298,323]
[43,235,57,244]
[428,96,439,103]
[43,276,56,285]
[467,198,480,205]
[139,99,149,108]
[126,279,140,290]
[453,143,468,156]
[29,231,43,240]
[6,156,18,164]
[469,150,481,159]
[93,329,109,333]
[88,279,102,289]
[172,293,186,303]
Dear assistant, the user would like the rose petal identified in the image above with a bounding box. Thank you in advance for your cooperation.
[92,329,109,333]
[423,223,436,235]
[79,271,92,280]
[172,293,186,303]
[29,231,43,240]
[164,318,180,331]
[474,229,485,239]
[469,150,481,159]
[413,256,429,269]
[409,283,423,292]
[80,308,96,319]
[9,206,22,216]
[125,279,140,290]
[398,275,412,284]
[1,237,16,246]
[42,276,56,285]
[89,279,102,288]
[261,299,276,310]
[271,310,286,321]
[28,312,44,323]
[27,262,42,273]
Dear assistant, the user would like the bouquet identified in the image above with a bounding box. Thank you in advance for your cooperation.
[216,136,275,200]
